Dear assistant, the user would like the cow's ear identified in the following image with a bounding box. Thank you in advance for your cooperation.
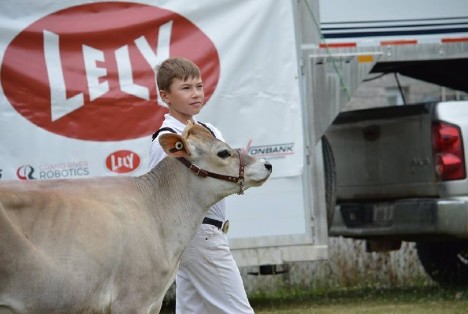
[159,133,191,157]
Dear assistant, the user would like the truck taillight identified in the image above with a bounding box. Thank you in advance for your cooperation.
[432,121,466,181]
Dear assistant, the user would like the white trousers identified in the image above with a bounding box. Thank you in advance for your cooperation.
[175,224,254,314]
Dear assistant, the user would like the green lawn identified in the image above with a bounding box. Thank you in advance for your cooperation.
[251,286,468,314]
[161,286,468,313]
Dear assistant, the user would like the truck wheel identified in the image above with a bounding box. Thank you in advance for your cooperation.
[416,241,468,287]
[322,135,336,229]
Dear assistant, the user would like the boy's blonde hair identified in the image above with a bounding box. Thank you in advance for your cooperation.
[155,57,201,91]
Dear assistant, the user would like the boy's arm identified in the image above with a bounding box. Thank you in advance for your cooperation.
[148,139,167,169]
[203,122,225,142]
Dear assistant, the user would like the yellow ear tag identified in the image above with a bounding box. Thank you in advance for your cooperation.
[175,141,184,150]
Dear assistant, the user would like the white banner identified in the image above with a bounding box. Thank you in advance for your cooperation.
[0,0,303,181]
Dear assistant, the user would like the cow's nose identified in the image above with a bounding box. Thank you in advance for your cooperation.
[265,162,272,172]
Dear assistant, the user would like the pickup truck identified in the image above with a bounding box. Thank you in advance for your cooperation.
[326,101,468,287]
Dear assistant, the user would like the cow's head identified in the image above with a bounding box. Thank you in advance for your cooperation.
[159,121,272,196]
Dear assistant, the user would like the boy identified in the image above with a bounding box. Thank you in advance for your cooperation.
[149,57,254,314]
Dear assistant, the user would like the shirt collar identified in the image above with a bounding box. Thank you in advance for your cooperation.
[164,113,198,133]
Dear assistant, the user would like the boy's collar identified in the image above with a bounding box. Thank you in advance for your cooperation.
[165,113,198,129]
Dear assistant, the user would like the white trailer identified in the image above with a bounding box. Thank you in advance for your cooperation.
[0,0,467,271]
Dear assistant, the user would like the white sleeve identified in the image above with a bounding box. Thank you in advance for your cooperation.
[148,137,168,170]
[203,123,225,142]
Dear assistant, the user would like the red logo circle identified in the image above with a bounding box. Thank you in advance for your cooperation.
[106,150,141,173]
[1,2,220,141]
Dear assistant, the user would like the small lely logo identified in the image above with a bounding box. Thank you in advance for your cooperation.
[106,150,141,174]
[16,165,36,180]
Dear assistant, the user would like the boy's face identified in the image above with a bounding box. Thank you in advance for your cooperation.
[160,76,205,123]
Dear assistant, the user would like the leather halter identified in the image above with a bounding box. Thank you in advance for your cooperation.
[177,149,245,195]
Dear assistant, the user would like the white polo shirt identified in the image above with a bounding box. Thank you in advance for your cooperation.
[149,113,226,222]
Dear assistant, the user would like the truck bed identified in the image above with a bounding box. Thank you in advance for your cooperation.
[326,104,439,202]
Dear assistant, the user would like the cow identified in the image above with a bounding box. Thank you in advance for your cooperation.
[0,122,272,314]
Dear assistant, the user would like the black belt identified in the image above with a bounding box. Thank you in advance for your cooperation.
[202,217,230,234]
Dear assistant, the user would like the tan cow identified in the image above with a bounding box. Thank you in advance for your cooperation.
[0,122,272,314]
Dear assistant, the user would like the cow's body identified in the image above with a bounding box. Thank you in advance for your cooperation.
[0,123,272,313]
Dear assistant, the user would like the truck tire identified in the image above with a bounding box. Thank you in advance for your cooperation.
[322,135,336,229]
[416,241,468,287]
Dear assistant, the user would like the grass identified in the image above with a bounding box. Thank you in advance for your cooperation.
[160,285,468,313]
[249,285,468,314]
[159,240,466,313]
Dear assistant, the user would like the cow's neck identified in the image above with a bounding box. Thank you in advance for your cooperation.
[137,157,222,261]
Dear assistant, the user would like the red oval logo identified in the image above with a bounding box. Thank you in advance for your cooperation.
[106,150,140,173]
[1,2,220,141]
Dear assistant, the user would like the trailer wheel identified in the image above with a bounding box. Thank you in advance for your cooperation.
[416,241,468,287]
[322,135,336,229]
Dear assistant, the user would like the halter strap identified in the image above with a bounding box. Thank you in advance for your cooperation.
[177,149,245,195]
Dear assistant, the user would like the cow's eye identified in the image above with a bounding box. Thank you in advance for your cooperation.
[217,150,231,159]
